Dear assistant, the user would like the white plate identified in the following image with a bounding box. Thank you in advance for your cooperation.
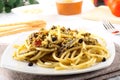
[11,4,56,17]
[0,24,115,75]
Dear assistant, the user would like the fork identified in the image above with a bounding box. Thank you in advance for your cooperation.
[103,19,120,35]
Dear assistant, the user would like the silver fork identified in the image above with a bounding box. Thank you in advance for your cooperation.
[103,19,120,35]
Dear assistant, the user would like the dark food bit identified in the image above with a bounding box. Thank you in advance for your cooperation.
[67,28,71,30]
[102,57,106,62]
[28,62,33,66]
[51,25,56,30]
[57,42,62,47]
[30,32,38,38]
[84,37,98,45]
[58,46,66,53]
[41,34,46,40]
[61,27,65,32]
[28,37,33,44]
[52,36,57,41]
[81,33,91,37]
[33,33,38,38]
[74,30,78,34]
[78,38,83,43]
[40,28,45,31]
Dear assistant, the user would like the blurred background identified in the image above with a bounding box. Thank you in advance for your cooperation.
[93,0,108,6]
[0,0,108,13]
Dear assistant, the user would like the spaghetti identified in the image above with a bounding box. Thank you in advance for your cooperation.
[13,25,109,70]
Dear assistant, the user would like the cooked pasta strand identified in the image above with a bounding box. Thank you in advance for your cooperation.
[13,25,109,70]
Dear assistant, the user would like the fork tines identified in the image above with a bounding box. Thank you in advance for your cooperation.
[103,19,115,31]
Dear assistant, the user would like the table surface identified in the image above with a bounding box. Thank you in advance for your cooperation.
[0,0,120,80]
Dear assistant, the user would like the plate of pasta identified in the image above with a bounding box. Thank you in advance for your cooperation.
[0,25,115,75]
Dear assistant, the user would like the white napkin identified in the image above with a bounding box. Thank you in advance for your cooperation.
[81,6,120,24]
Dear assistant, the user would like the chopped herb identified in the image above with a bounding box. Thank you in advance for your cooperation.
[51,26,56,30]
[82,33,91,37]
[33,33,38,38]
